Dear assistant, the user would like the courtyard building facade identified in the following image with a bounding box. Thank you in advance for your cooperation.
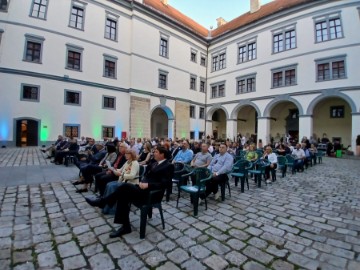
[0,0,359,151]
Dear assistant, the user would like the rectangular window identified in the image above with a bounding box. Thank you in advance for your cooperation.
[190,51,197,62]
[199,107,205,119]
[190,76,196,90]
[218,84,225,97]
[65,90,81,106]
[103,96,115,110]
[30,0,48,19]
[23,34,44,64]
[0,0,9,11]
[190,106,195,118]
[102,126,115,138]
[211,86,217,98]
[272,65,297,88]
[66,44,83,71]
[25,41,41,63]
[105,18,117,41]
[210,82,226,98]
[238,39,257,63]
[103,54,117,79]
[315,14,343,43]
[212,50,226,71]
[200,56,206,66]
[316,56,346,81]
[330,106,344,118]
[237,74,256,94]
[273,25,296,53]
[159,35,169,58]
[190,131,195,140]
[199,132,204,140]
[64,124,79,138]
[158,70,168,89]
[200,80,206,93]
[21,84,39,102]
[69,6,84,30]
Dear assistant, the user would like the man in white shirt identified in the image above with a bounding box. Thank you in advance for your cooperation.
[292,143,305,172]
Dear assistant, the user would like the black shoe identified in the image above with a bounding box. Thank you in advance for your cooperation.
[41,149,46,153]
[72,181,83,185]
[85,197,105,208]
[109,226,132,238]
[76,188,88,193]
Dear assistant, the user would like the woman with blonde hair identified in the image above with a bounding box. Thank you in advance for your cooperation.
[138,142,152,165]
[102,149,140,214]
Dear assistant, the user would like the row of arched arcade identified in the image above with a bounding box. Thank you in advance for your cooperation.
[205,91,360,151]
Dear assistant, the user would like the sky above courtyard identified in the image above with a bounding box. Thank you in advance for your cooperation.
[170,0,275,29]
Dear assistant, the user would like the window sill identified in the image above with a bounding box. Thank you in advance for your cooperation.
[23,59,42,64]
[65,67,82,72]
[64,103,81,107]
[102,107,116,111]
[271,84,297,89]
[68,25,85,31]
[103,75,117,80]
[315,36,344,44]
[237,58,256,65]
[159,55,169,59]
[236,91,256,95]
[158,87,168,90]
[316,77,347,82]
[104,37,118,42]
[29,15,47,20]
[20,99,40,103]
[272,47,297,55]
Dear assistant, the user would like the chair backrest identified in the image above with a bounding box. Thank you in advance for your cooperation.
[192,168,212,188]
[256,150,264,157]
[277,156,287,166]
[173,162,187,181]
[233,160,251,173]
[285,154,295,163]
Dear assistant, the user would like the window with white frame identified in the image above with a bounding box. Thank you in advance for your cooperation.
[21,84,40,102]
[0,0,9,12]
[210,82,225,98]
[314,12,343,43]
[64,90,81,106]
[103,96,116,110]
[158,70,168,89]
[272,65,297,88]
[23,34,44,63]
[272,24,296,53]
[238,38,257,63]
[105,12,118,41]
[69,1,87,30]
[64,124,80,138]
[103,54,117,78]
[212,50,226,71]
[236,73,256,94]
[159,33,169,58]
[315,55,346,82]
[102,126,115,138]
[200,78,206,93]
[190,75,197,90]
[199,107,205,119]
[66,44,83,71]
[190,105,195,118]
[30,0,48,19]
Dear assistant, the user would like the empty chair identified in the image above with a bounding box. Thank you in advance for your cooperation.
[247,159,271,188]
[276,156,287,178]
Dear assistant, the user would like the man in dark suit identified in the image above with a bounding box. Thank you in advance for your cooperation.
[85,146,173,238]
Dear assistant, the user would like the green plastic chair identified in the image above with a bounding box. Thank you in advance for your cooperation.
[247,159,271,188]
[276,156,287,178]
[176,168,212,216]
[317,151,325,163]
[231,160,251,192]
[285,154,296,174]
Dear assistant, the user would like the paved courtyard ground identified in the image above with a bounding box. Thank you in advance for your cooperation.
[0,148,360,270]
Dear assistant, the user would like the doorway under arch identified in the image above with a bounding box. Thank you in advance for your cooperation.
[211,109,227,140]
[150,106,174,139]
[236,105,258,142]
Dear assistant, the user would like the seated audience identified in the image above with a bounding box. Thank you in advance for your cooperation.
[263,146,277,183]
[102,150,140,214]
[41,135,64,158]
[85,146,173,238]
[74,144,117,193]
[204,144,233,200]
[245,144,258,162]
[53,138,79,165]
[309,143,318,164]
[172,140,193,164]
[191,143,212,168]
[94,143,127,196]
[138,142,152,165]
[292,143,305,172]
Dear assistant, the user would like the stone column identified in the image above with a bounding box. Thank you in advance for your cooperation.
[257,117,271,145]
[226,119,238,141]
[168,119,174,140]
[299,115,313,141]
[205,120,213,138]
[352,113,360,155]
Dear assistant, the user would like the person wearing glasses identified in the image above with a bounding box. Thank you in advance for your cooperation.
[263,146,278,183]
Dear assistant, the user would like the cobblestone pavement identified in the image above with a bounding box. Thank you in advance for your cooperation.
[0,154,360,269]
[0,147,52,167]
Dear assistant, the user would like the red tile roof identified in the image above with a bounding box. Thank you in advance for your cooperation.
[141,0,318,40]
[142,0,209,37]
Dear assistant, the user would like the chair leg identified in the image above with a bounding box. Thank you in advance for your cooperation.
[147,207,153,219]
[227,181,231,197]
[240,177,245,193]
[193,195,199,216]
[140,207,149,239]
[246,177,249,190]
[157,205,165,230]
[176,189,181,208]
[220,183,225,201]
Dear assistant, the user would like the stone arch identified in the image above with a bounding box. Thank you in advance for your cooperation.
[206,105,229,121]
[230,101,262,119]
[306,90,357,115]
[263,95,304,117]
[150,105,175,120]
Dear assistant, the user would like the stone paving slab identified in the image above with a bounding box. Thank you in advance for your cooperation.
[0,147,51,167]
[0,154,359,269]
